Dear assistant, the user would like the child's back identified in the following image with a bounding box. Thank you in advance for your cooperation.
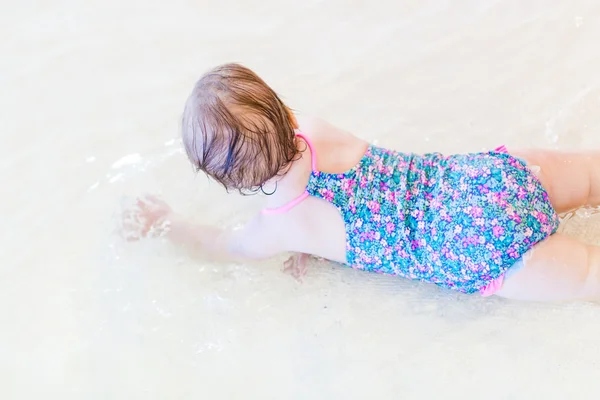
[267,115,558,294]
[256,115,368,264]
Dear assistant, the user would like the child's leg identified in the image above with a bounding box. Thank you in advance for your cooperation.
[495,233,600,301]
[511,150,600,212]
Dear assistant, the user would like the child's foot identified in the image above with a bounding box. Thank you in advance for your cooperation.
[283,253,309,282]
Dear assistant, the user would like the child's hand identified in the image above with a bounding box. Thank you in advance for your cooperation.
[121,194,173,241]
[283,253,310,282]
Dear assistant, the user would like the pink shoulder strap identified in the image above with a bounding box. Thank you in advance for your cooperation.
[495,145,508,153]
[262,132,316,215]
[297,132,317,171]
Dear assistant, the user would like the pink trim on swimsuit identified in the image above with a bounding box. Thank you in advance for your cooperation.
[262,191,310,215]
[480,274,505,297]
[299,132,318,171]
[478,144,511,296]
[262,133,316,215]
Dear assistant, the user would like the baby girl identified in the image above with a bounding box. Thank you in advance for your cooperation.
[125,63,600,302]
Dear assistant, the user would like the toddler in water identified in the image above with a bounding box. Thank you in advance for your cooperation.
[126,63,600,302]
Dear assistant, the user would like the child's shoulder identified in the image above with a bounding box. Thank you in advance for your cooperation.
[295,114,333,137]
[295,114,358,144]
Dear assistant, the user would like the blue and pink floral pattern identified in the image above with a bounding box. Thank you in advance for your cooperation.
[306,146,559,294]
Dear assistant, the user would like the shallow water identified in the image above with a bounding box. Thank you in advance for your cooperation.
[2,0,600,399]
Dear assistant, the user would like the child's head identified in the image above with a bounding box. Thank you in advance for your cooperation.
[182,63,299,193]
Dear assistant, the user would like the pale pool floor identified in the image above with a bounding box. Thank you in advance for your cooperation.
[2,1,600,398]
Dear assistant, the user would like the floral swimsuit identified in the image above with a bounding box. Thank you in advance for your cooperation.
[263,133,559,295]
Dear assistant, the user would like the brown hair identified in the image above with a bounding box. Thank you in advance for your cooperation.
[181,63,299,194]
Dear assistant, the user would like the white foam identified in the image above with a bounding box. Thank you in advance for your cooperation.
[108,172,124,183]
[87,181,100,192]
[111,153,142,169]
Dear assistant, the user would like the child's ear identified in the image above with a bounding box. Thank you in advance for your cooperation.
[286,107,299,129]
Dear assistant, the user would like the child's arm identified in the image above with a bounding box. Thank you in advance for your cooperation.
[123,195,278,262]
[166,212,276,262]
[167,215,312,280]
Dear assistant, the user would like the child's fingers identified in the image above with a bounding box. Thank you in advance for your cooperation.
[119,221,143,241]
[124,233,141,242]
[140,194,165,209]
[122,210,142,227]
[282,254,308,282]
[141,219,153,236]
[283,255,296,271]
[136,198,149,212]
[144,194,161,204]
[136,197,169,220]
[120,195,170,242]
